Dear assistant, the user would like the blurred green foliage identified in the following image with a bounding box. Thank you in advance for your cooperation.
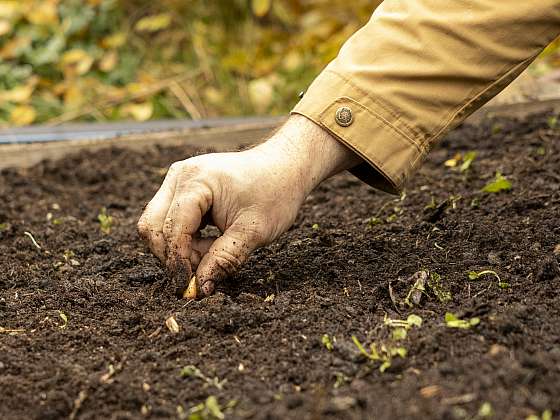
[0,0,557,127]
[0,0,380,126]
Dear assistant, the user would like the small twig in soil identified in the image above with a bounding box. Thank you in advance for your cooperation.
[147,326,162,338]
[23,231,41,250]
[100,362,123,384]
[0,327,25,334]
[441,393,477,405]
[69,390,88,420]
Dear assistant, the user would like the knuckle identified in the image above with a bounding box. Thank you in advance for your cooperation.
[168,161,183,174]
[239,216,269,245]
[246,228,265,246]
[212,249,244,275]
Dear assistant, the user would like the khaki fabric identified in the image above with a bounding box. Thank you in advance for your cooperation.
[292,0,560,194]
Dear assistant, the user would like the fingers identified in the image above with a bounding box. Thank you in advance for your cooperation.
[162,187,212,295]
[137,168,177,262]
[190,236,215,269]
[195,222,262,296]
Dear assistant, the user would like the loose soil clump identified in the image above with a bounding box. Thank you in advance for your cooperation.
[1,114,560,419]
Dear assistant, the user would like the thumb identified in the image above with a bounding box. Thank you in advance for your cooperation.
[195,223,261,296]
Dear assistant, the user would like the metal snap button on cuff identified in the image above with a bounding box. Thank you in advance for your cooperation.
[335,106,353,127]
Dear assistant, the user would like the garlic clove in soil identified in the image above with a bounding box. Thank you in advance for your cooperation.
[183,275,198,299]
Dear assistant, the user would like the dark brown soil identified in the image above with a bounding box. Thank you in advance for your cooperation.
[1,113,560,420]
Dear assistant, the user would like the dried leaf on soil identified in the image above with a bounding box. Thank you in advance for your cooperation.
[404,271,428,307]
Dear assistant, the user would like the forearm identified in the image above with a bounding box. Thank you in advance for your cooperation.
[293,0,560,193]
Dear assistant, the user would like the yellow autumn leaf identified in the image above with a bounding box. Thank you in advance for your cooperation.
[0,84,34,103]
[0,19,11,36]
[125,82,145,95]
[134,13,172,33]
[251,0,271,17]
[25,0,58,26]
[61,49,94,76]
[121,102,153,121]
[99,50,118,72]
[10,105,36,126]
[0,1,22,20]
[282,50,303,71]
[101,32,127,49]
[0,35,31,60]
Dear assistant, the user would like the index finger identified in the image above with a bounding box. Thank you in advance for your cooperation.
[162,185,212,296]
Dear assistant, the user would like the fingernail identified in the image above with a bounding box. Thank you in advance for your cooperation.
[201,280,214,296]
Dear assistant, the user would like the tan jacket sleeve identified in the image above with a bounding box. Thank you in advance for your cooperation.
[292,0,560,194]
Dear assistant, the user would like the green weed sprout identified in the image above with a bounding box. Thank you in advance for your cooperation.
[322,334,334,351]
[444,312,480,329]
[460,151,477,172]
[482,172,512,193]
[97,207,113,234]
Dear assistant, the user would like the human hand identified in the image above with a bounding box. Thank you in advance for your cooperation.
[137,115,361,297]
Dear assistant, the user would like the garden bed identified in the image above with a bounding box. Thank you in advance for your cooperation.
[1,112,559,419]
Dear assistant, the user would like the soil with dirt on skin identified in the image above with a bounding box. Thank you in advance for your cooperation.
[1,113,560,420]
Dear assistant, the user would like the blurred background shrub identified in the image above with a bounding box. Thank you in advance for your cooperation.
[0,0,556,126]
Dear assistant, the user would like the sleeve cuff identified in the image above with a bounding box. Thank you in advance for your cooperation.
[291,69,426,195]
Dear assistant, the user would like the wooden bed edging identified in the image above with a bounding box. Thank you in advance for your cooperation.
[1,99,559,170]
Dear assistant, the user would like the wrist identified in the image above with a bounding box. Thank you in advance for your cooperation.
[255,114,362,194]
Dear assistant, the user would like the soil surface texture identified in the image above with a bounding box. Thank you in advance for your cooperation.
[1,113,560,420]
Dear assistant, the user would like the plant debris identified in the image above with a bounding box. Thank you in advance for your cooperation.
[468,270,510,289]
[185,396,236,420]
[58,311,68,329]
[0,327,25,334]
[444,312,480,329]
[403,271,428,307]
[180,365,226,390]
[351,335,407,373]
[428,272,453,304]
[165,315,180,333]
[23,231,42,250]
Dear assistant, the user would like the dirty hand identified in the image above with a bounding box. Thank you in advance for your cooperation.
[137,114,362,297]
